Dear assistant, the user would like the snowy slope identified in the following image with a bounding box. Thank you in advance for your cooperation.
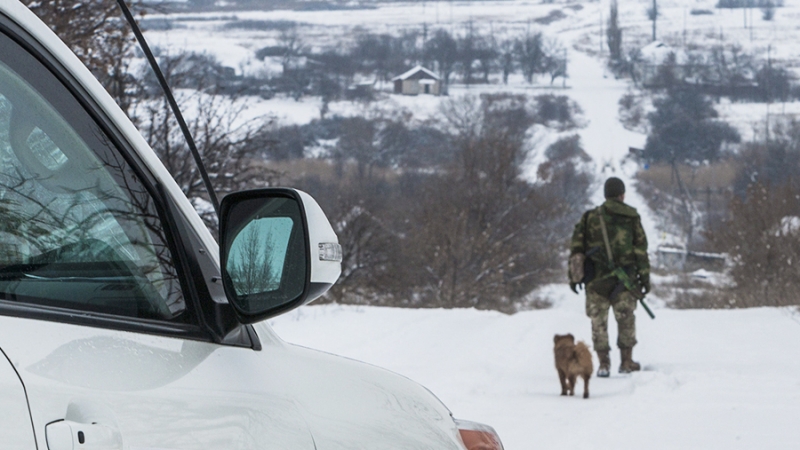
[272,293,800,450]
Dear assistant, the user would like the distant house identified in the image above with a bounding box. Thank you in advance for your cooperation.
[392,66,441,96]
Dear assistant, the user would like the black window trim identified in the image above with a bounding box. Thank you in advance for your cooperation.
[0,12,255,346]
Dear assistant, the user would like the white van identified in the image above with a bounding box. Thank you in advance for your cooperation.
[0,2,502,449]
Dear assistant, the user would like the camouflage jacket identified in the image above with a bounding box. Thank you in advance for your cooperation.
[570,199,650,282]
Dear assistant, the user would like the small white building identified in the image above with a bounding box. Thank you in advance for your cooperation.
[392,66,441,96]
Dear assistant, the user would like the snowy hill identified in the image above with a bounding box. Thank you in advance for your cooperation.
[145,0,800,247]
[271,291,800,449]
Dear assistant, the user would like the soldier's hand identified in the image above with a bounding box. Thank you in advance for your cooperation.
[640,275,651,295]
[570,282,579,294]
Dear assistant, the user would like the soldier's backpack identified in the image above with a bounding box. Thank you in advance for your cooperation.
[568,209,597,284]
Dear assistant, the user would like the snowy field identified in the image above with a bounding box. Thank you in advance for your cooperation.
[146,0,800,138]
[271,288,800,450]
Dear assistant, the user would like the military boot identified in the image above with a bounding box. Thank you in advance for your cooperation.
[596,350,610,378]
[619,347,641,373]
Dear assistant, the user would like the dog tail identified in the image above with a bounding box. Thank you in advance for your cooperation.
[575,341,594,375]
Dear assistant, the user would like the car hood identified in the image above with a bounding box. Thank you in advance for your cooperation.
[253,322,464,450]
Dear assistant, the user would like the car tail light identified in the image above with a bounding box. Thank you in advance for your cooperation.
[455,419,504,450]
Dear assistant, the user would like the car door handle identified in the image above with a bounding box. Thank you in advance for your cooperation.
[46,420,122,450]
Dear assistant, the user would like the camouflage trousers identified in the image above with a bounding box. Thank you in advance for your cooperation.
[585,280,638,352]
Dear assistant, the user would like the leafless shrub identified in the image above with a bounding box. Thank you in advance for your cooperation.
[533,94,583,130]
[708,182,800,307]
[23,0,137,113]
[289,95,592,312]
[618,90,648,133]
[129,51,281,230]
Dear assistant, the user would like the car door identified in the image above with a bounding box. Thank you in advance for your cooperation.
[0,16,314,450]
[0,348,36,449]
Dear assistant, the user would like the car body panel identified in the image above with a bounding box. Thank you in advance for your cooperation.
[0,316,316,449]
[0,315,463,450]
[251,322,464,450]
[0,348,36,449]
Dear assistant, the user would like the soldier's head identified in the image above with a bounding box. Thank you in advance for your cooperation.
[604,177,625,201]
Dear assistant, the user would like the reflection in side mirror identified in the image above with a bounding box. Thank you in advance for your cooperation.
[229,216,291,295]
[220,188,341,324]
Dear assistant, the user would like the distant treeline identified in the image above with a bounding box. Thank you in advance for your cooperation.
[245,23,569,100]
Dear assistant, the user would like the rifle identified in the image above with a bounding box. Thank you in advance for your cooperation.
[611,267,656,319]
[598,208,656,320]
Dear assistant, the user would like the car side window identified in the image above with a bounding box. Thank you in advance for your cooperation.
[0,32,187,321]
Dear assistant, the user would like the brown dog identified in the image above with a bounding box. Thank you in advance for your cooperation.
[553,334,593,399]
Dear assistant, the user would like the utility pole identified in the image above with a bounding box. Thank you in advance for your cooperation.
[683,7,687,46]
[600,10,604,55]
[652,0,657,41]
[766,44,772,142]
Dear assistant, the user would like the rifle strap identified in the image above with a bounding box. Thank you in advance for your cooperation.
[598,207,615,269]
[582,210,589,253]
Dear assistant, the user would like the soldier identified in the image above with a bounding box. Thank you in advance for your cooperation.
[568,177,650,377]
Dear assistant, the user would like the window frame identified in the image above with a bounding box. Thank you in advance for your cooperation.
[0,14,219,342]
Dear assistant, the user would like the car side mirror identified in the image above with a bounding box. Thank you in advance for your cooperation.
[219,188,341,324]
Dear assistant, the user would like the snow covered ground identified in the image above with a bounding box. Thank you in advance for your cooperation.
[271,289,800,450]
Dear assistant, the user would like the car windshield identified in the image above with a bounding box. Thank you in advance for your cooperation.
[0,32,185,320]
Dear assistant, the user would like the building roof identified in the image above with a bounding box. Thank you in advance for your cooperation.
[391,65,440,81]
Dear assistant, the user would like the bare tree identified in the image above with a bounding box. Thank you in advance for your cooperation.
[457,21,478,86]
[543,38,567,85]
[402,95,582,310]
[131,52,281,230]
[498,39,517,84]
[278,25,307,75]
[23,0,137,113]
[516,31,544,84]
[474,35,497,84]
[228,225,277,296]
[285,95,592,311]
[425,29,458,94]
[332,116,404,181]
[607,0,623,63]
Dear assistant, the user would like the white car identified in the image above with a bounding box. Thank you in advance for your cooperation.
[0,2,502,449]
